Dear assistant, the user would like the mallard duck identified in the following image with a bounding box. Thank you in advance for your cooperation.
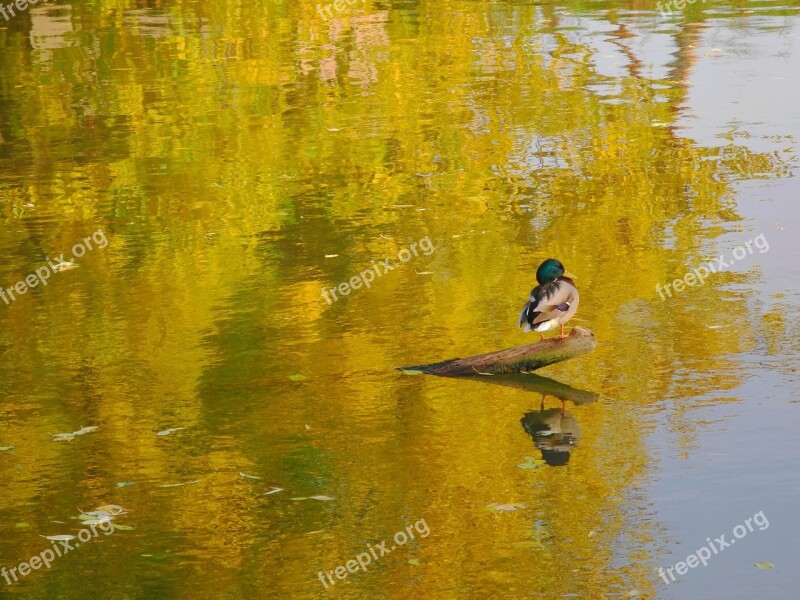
[518,258,579,340]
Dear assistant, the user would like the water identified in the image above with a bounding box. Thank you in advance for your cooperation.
[1,1,799,598]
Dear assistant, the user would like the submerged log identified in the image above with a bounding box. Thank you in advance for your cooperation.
[399,326,596,376]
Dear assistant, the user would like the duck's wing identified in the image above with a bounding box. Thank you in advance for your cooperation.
[519,280,578,329]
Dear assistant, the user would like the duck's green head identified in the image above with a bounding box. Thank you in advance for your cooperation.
[536,258,573,284]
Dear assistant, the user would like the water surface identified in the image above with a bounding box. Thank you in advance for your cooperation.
[1,1,799,598]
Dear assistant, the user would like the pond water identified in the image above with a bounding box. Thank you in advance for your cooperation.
[1,1,799,598]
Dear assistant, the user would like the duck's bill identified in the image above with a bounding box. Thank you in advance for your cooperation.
[563,271,577,280]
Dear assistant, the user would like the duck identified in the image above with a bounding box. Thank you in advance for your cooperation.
[518,258,579,340]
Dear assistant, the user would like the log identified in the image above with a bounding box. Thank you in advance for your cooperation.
[399,326,596,376]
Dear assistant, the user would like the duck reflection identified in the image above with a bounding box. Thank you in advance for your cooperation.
[521,401,580,467]
[432,371,597,466]
[449,371,597,466]
[517,374,596,466]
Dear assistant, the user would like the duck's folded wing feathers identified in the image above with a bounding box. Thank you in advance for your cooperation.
[525,281,575,326]
[518,285,543,328]
[518,303,532,329]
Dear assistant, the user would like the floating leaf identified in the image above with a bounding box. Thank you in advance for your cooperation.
[400,369,424,376]
[116,482,134,488]
[290,497,309,501]
[112,524,134,531]
[0,446,14,451]
[324,254,339,258]
[51,425,98,441]
[74,426,98,436]
[517,456,545,470]
[94,505,125,515]
[288,374,308,381]
[81,518,113,526]
[264,487,283,495]
[42,534,76,541]
[487,503,526,512]
[141,554,170,562]
[156,427,185,437]
[79,512,112,521]
[54,261,79,272]
[588,530,598,538]
[305,530,324,535]
[304,424,311,431]
[239,472,262,480]
[407,558,421,566]
[309,495,335,501]
[754,562,774,570]
[158,480,199,488]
